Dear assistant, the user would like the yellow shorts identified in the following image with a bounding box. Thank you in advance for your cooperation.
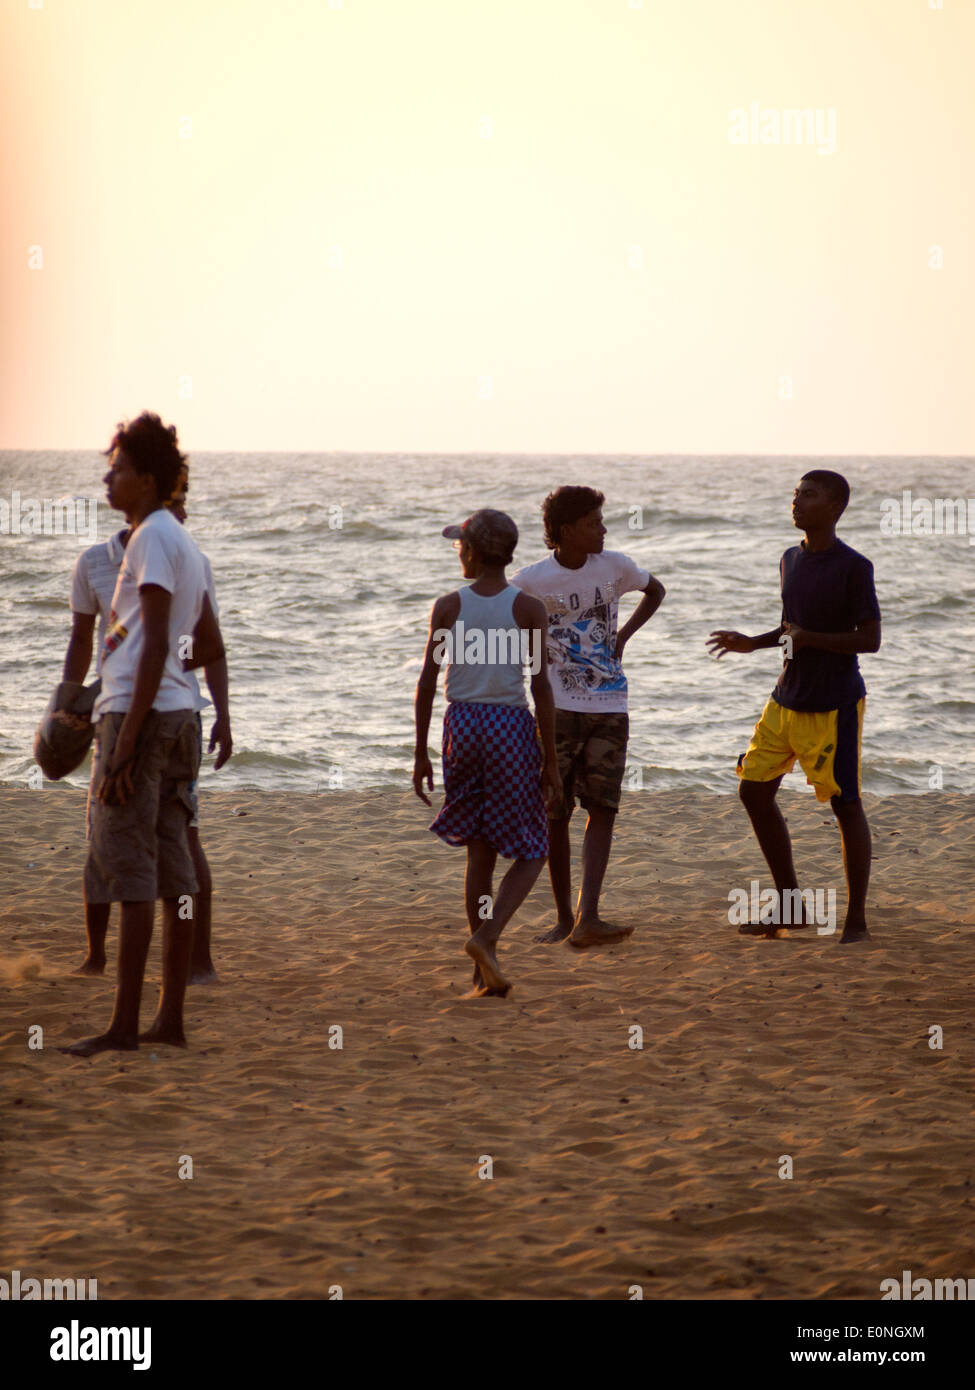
[737,697,865,803]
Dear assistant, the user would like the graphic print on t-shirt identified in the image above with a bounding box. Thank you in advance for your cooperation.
[101,609,128,663]
[545,581,625,698]
[509,550,651,714]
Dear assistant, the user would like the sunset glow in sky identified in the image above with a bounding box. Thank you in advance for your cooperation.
[2,0,973,453]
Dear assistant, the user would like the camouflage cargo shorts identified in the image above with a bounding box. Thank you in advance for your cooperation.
[550,709,629,819]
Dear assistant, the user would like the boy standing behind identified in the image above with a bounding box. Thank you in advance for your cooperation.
[511,487,665,947]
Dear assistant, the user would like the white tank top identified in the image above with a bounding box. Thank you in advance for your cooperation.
[443,585,530,708]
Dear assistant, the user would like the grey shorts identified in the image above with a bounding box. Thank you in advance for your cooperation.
[84,709,200,904]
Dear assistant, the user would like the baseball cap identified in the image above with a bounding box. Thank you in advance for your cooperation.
[33,679,102,781]
[441,508,518,563]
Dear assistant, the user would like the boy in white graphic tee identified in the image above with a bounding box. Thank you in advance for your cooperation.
[511,487,665,947]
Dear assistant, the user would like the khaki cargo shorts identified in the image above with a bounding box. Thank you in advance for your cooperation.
[84,709,200,904]
[550,709,629,819]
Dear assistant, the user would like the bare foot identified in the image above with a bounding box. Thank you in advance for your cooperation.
[59,1032,137,1057]
[567,918,634,949]
[72,958,106,976]
[188,964,219,985]
[840,924,871,943]
[534,921,574,944]
[738,918,814,937]
[138,1024,187,1047]
[464,935,512,993]
[460,982,511,1000]
[470,954,484,990]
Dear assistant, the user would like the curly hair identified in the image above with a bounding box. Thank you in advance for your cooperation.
[542,486,605,550]
[103,412,188,503]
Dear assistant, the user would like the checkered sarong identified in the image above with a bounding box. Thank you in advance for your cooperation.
[430,701,548,860]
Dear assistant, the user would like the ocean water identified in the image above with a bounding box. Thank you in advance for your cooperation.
[1,452,973,796]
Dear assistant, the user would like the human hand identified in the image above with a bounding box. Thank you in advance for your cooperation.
[52,709,92,731]
[209,716,233,770]
[413,752,434,806]
[98,731,137,805]
[707,630,755,659]
[780,621,806,656]
[541,762,562,812]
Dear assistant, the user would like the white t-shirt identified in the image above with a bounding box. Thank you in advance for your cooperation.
[94,508,208,717]
[510,550,651,712]
[182,554,219,714]
[72,528,218,709]
[70,528,129,675]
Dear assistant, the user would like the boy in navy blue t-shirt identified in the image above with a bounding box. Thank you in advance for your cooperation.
[708,470,881,942]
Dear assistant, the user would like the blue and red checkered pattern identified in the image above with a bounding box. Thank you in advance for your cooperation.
[430,701,549,860]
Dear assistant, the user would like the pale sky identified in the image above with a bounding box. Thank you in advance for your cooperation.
[2,0,972,454]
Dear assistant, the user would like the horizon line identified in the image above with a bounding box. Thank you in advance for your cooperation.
[2,449,973,461]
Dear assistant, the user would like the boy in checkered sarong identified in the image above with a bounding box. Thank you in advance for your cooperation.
[413,509,562,997]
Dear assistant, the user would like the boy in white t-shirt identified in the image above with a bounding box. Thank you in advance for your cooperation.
[63,462,231,983]
[511,487,665,947]
[62,413,224,1058]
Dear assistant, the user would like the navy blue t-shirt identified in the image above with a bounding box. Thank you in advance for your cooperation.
[771,539,881,713]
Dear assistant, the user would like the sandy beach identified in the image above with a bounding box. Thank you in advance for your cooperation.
[2,785,973,1300]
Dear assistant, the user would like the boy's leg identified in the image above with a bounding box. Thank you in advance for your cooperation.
[570,804,619,938]
[76,767,110,974]
[187,827,216,983]
[537,709,579,942]
[466,704,550,991]
[737,776,808,933]
[109,901,155,1043]
[467,853,547,995]
[567,714,632,947]
[739,776,797,887]
[537,812,575,941]
[141,897,194,1045]
[831,796,871,942]
[148,712,202,1038]
[479,856,548,942]
[76,898,110,975]
[465,838,497,989]
[63,901,154,1055]
[736,700,811,935]
[821,702,870,941]
[185,713,216,983]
